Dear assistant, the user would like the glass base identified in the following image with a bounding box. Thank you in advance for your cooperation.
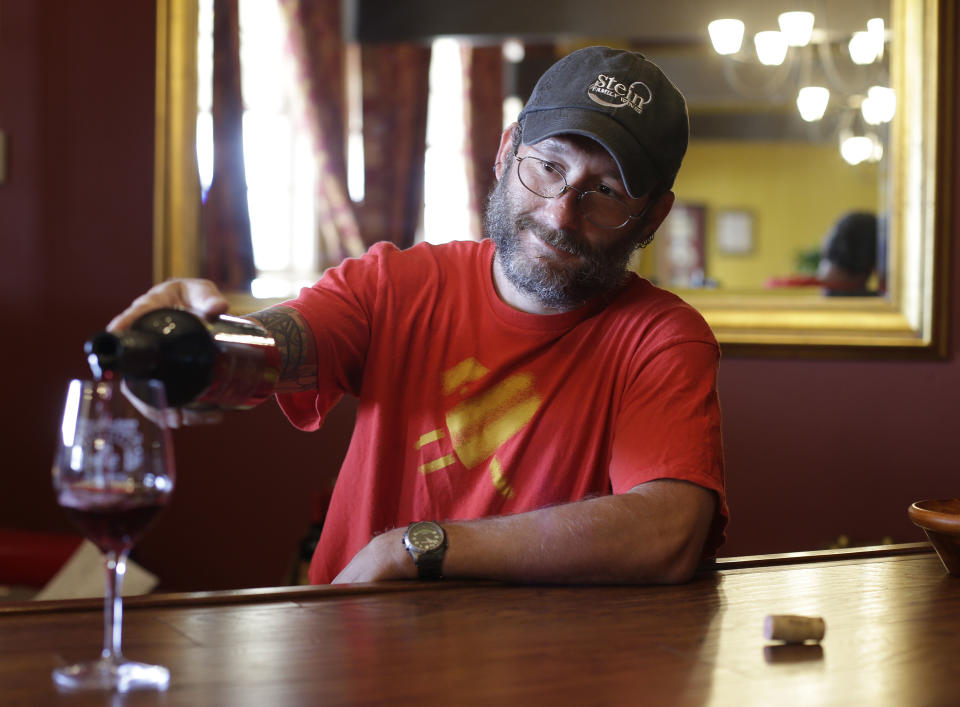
[52,658,170,692]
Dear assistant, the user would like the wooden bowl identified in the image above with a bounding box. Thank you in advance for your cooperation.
[909,499,960,576]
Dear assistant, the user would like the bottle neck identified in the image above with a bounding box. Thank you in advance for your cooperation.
[85,330,161,379]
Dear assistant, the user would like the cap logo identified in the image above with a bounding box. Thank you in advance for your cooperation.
[587,74,652,115]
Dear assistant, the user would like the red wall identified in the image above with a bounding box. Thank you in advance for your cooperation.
[0,1,352,592]
[0,1,955,590]
[716,11,960,555]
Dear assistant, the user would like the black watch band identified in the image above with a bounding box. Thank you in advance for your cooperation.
[416,546,445,580]
[403,521,447,580]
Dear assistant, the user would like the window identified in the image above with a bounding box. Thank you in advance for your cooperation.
[421,38,472,245]
[197,0,318,299]
[197,22,484,288]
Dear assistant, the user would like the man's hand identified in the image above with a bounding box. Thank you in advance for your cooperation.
[107,278,229,332]
[107,278,230,427]
[331,528,417,584]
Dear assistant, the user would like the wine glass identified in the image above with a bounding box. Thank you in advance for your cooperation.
[51,378,175,692]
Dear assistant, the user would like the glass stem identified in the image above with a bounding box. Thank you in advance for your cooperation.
[101,550,128,663]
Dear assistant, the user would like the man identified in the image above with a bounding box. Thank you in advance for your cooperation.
[110,46,727,585]
[817,211,879,296]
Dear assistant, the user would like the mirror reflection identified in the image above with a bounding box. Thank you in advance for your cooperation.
[634,6,892,298]
[199,1,891,300]
[159,0,946,352]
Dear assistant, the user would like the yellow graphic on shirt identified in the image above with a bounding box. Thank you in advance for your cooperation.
[489,456,515,499]
[417,359,541,498]
[415,429,445,450]
[442,357,489,396]
[446,372,540,468]
[417,453,457,475]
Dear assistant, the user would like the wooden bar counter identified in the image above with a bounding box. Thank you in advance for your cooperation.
[1,544,956,705]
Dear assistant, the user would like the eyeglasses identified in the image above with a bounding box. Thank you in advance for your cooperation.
[515,155,649,230]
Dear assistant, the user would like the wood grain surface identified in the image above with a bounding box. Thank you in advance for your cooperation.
[1,547,956,706]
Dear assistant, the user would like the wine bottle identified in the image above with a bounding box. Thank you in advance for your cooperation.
[85,308,280,409]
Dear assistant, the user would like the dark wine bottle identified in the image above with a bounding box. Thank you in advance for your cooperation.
[85,308,280,409]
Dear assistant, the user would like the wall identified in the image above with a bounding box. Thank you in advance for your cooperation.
[636,140,881,288]
[0,1,955,590]
[0,1,352,592]
[0,2,160,555]
[673,140,881,289]
[714,8,959,555]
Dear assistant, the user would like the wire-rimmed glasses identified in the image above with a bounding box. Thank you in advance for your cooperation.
[515,155,649,230]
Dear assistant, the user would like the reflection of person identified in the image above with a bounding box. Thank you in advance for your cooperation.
[109,47,727,586]
[818,211,879,296]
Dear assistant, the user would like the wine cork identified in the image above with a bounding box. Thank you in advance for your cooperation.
[763,614,826,643]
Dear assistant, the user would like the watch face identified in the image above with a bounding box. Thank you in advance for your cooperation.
[408,522,444,551]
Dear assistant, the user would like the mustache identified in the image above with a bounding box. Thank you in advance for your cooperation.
[515,217,596,259]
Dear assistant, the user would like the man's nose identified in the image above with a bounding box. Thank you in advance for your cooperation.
[540,187,583,231]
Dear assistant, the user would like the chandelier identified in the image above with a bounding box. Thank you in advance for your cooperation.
[707,11,895,166]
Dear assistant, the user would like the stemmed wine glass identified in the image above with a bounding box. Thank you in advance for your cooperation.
[51,378,175,692]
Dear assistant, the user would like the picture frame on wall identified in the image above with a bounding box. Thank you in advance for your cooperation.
[656,202,706,288]
[715,209,754,255]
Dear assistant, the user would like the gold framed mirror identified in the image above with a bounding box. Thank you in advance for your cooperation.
[154,0,954,356]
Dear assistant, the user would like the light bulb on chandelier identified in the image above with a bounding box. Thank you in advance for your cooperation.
[708,19,745,55]
[754,31,788,66]
[849,20,885,65]
[777,12,815,47]
[840,133,883,166]
[861,85,896,125]
[797,86,830,122]
[708,11,894,164]
[867,18,886,61]
[839,103,883,166]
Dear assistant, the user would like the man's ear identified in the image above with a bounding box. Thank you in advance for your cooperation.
[494,122,520,180]
[641,190,675,237]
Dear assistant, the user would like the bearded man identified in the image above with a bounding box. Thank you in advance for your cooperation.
[109,46,727,585]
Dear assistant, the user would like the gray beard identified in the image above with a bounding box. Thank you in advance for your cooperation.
[483,174,640,311]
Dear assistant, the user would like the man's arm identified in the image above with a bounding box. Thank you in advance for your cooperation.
[107,279,320,421]
[245,306,318,394]
[332,478,717,585]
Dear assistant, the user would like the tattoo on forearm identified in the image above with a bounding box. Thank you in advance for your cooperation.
[247,306,318,392]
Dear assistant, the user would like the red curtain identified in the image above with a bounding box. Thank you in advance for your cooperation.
[279,0,365,268]
[356,44,431,248]
[279,0,430,264]
[203,0,256,291]
[461,45,504,240]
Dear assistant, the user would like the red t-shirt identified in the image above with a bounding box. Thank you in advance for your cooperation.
[278,239,727,584]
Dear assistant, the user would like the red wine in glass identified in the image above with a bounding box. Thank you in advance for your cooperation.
[51,378,175,692]
[59,485,169,556]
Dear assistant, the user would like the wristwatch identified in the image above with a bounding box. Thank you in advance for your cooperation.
[402,521,447,580]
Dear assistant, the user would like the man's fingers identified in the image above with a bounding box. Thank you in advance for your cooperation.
[181,279,230,319]
[106,279,229,332]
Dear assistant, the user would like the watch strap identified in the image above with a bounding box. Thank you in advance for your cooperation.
[403,521,447,580]
[415,545,445,580]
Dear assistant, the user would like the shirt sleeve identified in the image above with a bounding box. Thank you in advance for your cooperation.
[274,245,395,431]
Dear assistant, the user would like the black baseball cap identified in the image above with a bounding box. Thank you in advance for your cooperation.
[518,46,689,199]
[823,211,878,275]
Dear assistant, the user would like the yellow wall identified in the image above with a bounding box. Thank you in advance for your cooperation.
[637,140,881,290]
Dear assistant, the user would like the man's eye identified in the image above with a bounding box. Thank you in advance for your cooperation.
[596,184,614,196]
[539,161,560,175]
